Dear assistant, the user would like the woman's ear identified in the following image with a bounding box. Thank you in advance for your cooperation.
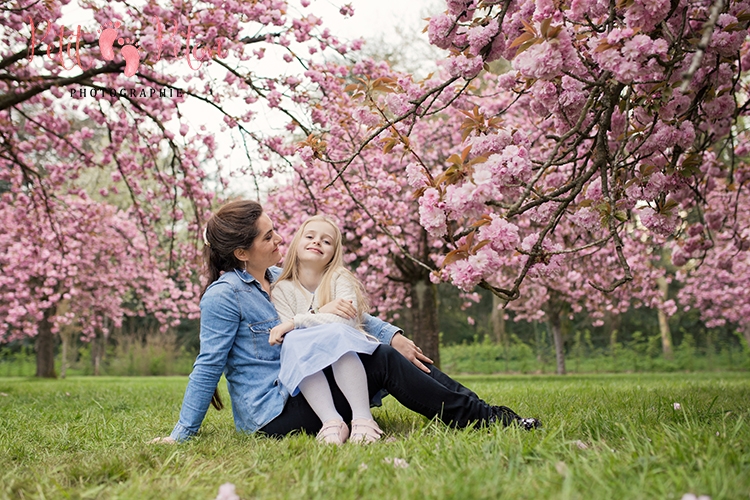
[233,248,249,265]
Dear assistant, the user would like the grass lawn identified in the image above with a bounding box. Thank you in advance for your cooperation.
[0,372,748,500]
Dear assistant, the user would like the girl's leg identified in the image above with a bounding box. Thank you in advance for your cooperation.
[330,352,373,421]
[297,371,343,424]
[259,368,352,438]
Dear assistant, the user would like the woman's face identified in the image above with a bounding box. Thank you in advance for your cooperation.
[245,213,283,269]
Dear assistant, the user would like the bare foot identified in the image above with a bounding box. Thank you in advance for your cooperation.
[149,436,176,444]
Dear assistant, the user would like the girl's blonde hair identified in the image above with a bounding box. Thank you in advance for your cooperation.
[276,215,369,316]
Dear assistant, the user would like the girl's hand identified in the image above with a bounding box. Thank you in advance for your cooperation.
[318,298,357,319]
[269,320,294,345]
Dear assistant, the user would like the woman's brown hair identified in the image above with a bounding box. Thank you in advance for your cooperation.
[201,199,264,410]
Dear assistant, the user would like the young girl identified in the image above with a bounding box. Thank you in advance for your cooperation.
[269,215,383,445]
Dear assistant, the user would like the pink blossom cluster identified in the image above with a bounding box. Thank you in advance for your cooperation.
[638,207,680,238]
[444,245,505,291]
[567,207,601,233]
[622,0,671,32]
[590,30,669,83]
[419,188,448,238]
[513,29,577,81]
[478,215,520,253]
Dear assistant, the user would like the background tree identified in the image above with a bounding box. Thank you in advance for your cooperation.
[264,58,473,365]
[675,162,750,348]
[0,195,198,376]
[0,0,365,375]
[266,0,750,364]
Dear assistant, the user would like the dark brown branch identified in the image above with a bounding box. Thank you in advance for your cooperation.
[0,61,125,111]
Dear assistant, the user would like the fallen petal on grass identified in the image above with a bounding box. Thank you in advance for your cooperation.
[384,457,409,468]
[215,483,240,500]
[673,402,682,410]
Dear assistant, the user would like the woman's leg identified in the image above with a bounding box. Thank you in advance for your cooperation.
[359,345,496,428]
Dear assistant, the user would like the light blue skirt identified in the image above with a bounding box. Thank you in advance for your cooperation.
[278,323,379,396]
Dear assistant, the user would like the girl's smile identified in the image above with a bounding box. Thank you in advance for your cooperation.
[296,220,336,267]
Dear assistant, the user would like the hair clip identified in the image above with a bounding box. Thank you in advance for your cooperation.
[202,226,211,247]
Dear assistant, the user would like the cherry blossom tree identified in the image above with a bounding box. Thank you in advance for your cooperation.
[0,0,363,375]
[263,58,471,365]
[499,223,673,373]
[405,0,749,301]
[265,0,750,364]
[674,160,750,349]
[0,195,199,376]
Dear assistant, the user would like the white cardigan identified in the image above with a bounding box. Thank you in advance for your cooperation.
[271,270,362,330]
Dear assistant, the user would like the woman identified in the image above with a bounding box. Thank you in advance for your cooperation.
[154,200,538,443]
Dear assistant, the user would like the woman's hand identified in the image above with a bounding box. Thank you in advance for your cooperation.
[391,333,433,373]
[318,298,357,319]
[149,436,176,444]
[269,320,294,345]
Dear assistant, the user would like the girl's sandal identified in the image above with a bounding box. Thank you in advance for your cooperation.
[349,419,383,444]
[316,420,349,445]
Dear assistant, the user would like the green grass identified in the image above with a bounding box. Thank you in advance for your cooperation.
[1,373,748,500]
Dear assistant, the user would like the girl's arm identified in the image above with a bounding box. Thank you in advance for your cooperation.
[293,273,359,329]
[269,284,296,345]
[168,284,240,441]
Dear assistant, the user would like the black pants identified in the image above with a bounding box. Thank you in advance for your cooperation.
[259,344,494,437]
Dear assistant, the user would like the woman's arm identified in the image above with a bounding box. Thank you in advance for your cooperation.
[360,315,433,373]
[168,284,241,441]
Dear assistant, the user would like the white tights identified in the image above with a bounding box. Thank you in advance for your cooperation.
[298,351,373,423]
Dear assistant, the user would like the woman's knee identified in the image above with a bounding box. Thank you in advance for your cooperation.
[366,344,399,365]
[359,345,388,372]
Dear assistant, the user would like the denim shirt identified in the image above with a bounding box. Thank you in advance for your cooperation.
[170,267,401,441]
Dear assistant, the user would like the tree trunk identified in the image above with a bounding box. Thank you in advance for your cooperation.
[92,333,103,376]
[548,308,566,375]
[491,294,506,344]
[603,310,622,341]
[742,324,750,350]
[410,278,440,368]
[657,277,673,360]
[35,307,57,378]
[60,329,69,379]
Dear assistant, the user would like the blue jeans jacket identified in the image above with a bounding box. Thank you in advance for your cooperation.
[170,267,400,441]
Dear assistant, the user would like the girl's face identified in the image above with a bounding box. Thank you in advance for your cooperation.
[295,220,337,270]
[245,213,283,269]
